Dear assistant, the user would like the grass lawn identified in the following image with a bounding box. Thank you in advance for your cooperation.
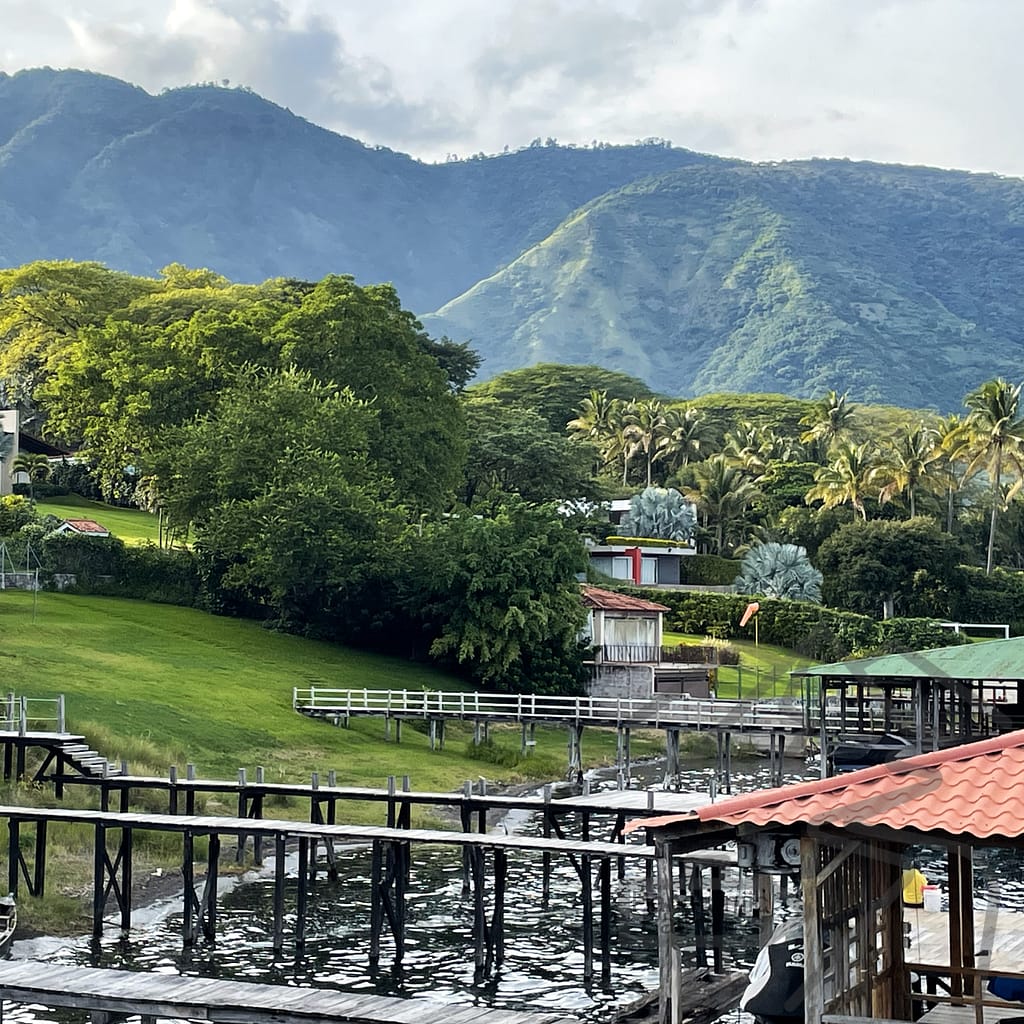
[1,592,661,788]
[0,591,671,933]
[36,495,160,545]
[663,630,817,699]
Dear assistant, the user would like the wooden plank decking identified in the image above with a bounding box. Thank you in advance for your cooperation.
[0,803,661,859]
[909,908,1024,971]
[0,960,573,1024]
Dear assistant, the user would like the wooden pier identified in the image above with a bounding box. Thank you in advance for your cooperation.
[291,687,805,785]
[0,960,574,1024]
[0,802,735,987]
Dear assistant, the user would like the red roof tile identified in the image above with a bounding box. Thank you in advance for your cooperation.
[631,731,1024,841]
[581,584,669,613]
[62,519,109,534]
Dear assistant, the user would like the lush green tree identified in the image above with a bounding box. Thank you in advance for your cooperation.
[407,499,589,691]
[962,378,1024,574]
[568,389,622,475]
[470,364,653,433]
[799,389,857,461]
[156,367,403,631]
[817,517,965,617]
[11,451,49,501]
[461,399,597,506]
[734,542,823,602]
[805,441,878,520]
[685,455,760,556]
[873,423,945,518]
[272,275,466,511]
[622,398,671,486]
[661,404,707,474]
[0,260,159,428]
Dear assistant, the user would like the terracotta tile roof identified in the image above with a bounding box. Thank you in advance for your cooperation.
[581,584,669,613]
[62,519,109,535]
[630,731,1024,841]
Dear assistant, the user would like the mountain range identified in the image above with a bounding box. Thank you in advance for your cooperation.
[3,67,1024,411]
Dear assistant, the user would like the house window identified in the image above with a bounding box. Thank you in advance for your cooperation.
[591,556,658,583]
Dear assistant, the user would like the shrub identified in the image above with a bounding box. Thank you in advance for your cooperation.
[679,555,741,586]
[633,587,959,661]
[0,495,36,535]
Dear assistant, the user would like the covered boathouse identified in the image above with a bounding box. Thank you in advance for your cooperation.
[793,635,1024,774]
[630,730,1024,1024]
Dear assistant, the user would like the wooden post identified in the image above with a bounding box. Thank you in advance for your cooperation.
[181,831,195,946]
[756,870,774,945]
[801,836,823,1024]
[202,834,220,941]
[600,856,612,983]
[272,834,285,953]
[6,820,18,896]
[118,825,131,932]
[93,823,106,938]
[690,863,706,966]
[493,847,507,970]
[471,846,486,977]
[655,841,679,1024]
[295,837,309,953]
[710,864,724,973]
[542,786,552,908]
[369,840,383,970]
[582,853,594,982]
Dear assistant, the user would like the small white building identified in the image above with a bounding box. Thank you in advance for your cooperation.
[0,409,19,496]
[581,584,710,699]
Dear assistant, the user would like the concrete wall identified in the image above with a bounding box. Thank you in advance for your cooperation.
[0,409,18,496]
[586,664,654,701]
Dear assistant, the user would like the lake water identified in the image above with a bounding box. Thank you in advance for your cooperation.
[10,756,1024,1024]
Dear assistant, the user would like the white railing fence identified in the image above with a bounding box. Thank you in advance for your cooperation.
[292,687,806,730]
[0,693,66,735]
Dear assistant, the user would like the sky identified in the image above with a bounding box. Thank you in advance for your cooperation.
[1,0,1022,176]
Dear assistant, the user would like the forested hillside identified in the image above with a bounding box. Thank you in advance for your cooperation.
[425,162,1024,410]
[0,68,711,312]
[4,68,1024,409]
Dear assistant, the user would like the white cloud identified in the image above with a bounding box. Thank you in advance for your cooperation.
[1,0,1023,174]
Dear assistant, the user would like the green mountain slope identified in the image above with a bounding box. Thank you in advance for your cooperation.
[0,69,715,311]
[424,161,1024,410]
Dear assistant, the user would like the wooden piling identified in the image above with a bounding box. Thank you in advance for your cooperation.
[582,853,594,981]
[272,834,285,953]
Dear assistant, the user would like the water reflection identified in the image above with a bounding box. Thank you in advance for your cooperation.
[18,756,1020,1024]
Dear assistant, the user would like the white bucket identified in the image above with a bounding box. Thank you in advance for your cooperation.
[922,885,941,912]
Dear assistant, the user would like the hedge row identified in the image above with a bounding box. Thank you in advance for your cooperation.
[30,533,203,607]
[638,587,960,661]
[678,554,741,586]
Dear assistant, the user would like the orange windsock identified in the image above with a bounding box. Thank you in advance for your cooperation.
[740,601,760,628]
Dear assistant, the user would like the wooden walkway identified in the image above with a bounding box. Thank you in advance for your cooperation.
[0,961,573,1024]
[909,907,1024,970]
[292,687,808,734]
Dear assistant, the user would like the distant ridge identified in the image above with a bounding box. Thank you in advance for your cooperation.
[3,67,1024,409]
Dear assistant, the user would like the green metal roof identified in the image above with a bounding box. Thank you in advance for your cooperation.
[793,635,1024,681]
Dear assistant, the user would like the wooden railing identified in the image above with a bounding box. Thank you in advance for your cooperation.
[292,687,808,731]
[0,693,65,734]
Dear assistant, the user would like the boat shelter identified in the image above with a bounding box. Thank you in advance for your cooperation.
[629,731,1024,1024]
[793,636,1024,775]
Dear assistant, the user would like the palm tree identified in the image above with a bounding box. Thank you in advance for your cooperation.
[621,399,673,487]
[724,421,803,479]
[963,378,1024,574]
[805,441,877,520]
[661,405,706,474]
[685,455,760,555]
[799,389,856,461]
[568,390,621,475]
[873,423,944,518]
[12,451,50,501]
[934,413,972,533]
